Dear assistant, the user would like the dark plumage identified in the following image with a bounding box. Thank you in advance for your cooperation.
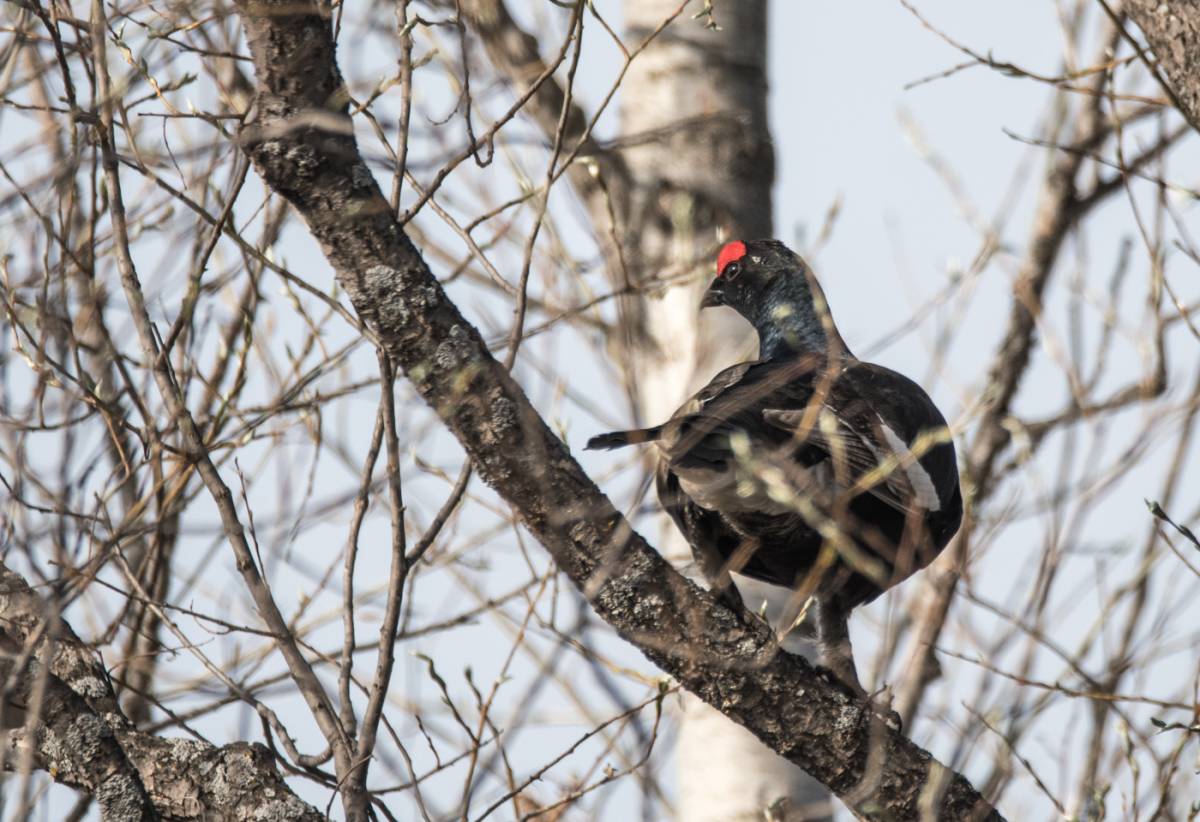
[587,239,962,693]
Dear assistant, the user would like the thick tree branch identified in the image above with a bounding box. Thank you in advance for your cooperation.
[231,1,1002,818]
[1118,0,1200,134]
[0,563,323,821]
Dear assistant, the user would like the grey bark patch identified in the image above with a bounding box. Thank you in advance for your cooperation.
[351,162,375,189]
[415,285,440,308]
[284,143,320,176]
[45,713,108,774]
[362,265,410,327]
[95,773,147,822]
[71,675,109,699]
[434,325,476,370]
[489,395,517,432]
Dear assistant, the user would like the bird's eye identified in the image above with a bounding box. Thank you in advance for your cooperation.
[724,261,742,280]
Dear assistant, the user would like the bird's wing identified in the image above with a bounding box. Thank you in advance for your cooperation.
[762,362,954,515]
[762,401,918,515]
[660,355,955,517]
[658,356,823,470]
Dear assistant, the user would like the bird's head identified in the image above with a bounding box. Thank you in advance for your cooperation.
[701,239,847,357]
[701,239,804,315]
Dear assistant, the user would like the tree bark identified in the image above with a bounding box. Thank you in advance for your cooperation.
[229,1,1002,818]
[1122,0,1200,134]
[0,563,323,821]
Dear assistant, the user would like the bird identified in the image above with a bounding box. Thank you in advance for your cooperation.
[586,239,962,695]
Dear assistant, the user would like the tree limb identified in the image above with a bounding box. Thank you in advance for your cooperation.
[1114,0,1200,134]
[0,563,323,821]
[230,1,1002,818]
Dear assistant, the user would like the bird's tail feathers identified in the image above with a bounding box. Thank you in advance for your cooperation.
[585,425,663,451]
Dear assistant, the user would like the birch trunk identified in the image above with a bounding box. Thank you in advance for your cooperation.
[618,2,834,819]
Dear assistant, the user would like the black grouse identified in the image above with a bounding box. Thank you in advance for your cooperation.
[586,239,962,693]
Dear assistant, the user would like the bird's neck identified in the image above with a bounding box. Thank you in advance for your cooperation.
[754,280,850,361]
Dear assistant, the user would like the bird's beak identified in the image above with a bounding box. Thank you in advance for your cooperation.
[700,279,725,309]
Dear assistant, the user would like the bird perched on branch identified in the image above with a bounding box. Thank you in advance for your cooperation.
[587,239,962,694]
